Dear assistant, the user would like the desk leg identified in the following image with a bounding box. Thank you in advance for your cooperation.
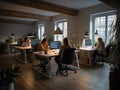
[75,52,80,70]
[8,44,11,55]
[46,58,52,78]
[88,52,92,66]
[23,50,27,64]
[37,58,52,79]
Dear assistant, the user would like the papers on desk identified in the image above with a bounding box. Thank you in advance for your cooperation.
[80,47,96,51]
[15,46,32,50]
[33,49,59,57]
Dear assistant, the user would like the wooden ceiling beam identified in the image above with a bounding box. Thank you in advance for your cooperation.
[0,8,51,21]
[100,0,120,10]
[0,18,36,24]
[1,0,78,16]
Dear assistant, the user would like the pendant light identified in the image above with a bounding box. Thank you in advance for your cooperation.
[84,31,89,38]
[54,27,63,34]
[95,30,98,35]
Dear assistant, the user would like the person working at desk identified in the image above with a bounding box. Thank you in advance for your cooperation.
[92,37,105,64]
[21,37,32,62]
[22,37,31,47]
[38,38,50,52]
[55,37,71,70]
[37,38,50,71]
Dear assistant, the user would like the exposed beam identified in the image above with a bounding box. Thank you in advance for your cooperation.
[1,0,78,16]
[0,8,51,21]
[100,0,120,10]
[0,18,36,24]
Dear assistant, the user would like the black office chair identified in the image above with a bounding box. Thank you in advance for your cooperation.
[56,48,77,76]
[95,52,105,65]
[95,45,111,65]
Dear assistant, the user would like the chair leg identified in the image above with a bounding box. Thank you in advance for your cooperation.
[65,66,68,76]
[56,65,77,76]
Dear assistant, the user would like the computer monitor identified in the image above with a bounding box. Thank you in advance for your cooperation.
[50,41,61,49]
[82,39,92,47]
[31,39,40,46]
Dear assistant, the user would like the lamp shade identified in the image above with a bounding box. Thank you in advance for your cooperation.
[95,30,98,35]
[54,27,63,34]
[42,33,47,37]
[84,31,89,38]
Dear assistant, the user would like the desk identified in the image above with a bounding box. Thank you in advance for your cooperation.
[15,46,32,64]
[8,42,18,55]
[79,47,95,66]
[33,49,80,78]
[33,50,59,78]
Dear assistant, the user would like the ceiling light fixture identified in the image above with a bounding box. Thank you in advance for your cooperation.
[54,27,63,34]
[95,30,98,35]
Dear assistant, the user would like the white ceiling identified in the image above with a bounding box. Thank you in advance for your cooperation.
[42,0,102,9]
[0,0,102,22]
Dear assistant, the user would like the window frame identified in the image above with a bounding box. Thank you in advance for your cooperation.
[90,10,117,45]
[38,24,45,40]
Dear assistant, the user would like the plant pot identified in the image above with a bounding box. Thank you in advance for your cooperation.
[109,69,120,90]
[9,82,14,90]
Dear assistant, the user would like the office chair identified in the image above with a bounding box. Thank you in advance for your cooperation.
[95,45,111,65]
[95,52,105,65]
[56,48,77,76]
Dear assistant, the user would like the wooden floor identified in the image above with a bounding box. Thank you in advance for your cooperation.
[0,54,110,90]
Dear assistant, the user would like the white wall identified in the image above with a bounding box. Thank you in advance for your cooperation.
[0,23,36,42]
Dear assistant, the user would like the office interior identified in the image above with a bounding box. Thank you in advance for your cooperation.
[0,0,120,90]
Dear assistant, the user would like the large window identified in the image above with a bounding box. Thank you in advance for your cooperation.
[54,19,67,42]
[90,11,116,45]
[38,24,45,40]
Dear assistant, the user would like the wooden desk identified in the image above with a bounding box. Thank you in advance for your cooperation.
[33,49,80,78]
[79,47,95,66]
[15,46,32,64]
[33,50,59,78]
[8,42,18,55]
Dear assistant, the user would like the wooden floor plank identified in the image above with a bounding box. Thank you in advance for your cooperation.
[0,54,109,90]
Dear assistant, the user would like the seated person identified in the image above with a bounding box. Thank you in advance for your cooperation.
[55,37,71,69]
[22,37,31,47]
[38,38,50,52]
[21,37,31,62]
[37,38,50,71]
[92,37,105,64]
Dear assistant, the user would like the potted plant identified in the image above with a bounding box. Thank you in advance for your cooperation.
[0,64,21,90]
[108,15,120,90]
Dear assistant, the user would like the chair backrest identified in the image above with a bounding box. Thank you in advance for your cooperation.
[62,48,75,64]
[105,44,111,57]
